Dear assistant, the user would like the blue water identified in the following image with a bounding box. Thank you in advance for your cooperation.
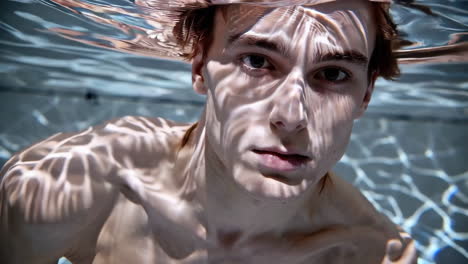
[0,0,467,263]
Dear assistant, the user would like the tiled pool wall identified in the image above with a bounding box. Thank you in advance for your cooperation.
[0,90,467,264]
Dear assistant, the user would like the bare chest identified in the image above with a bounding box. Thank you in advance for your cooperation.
[92,193,209,264]
[91,198,388,264]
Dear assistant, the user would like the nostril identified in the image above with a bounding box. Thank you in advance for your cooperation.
[275,121,285,128]
[272,119,305,132]
[270,109,307,132]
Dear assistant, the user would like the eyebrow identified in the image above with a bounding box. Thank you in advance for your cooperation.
[227,33,288,57]
[318,51,369,66]
[227,33,369,66]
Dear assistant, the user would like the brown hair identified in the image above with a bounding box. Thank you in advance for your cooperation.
[173,5,218,61]
[172,2,400,80]
[369,3,400,80]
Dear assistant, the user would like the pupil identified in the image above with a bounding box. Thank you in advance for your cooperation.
[324,69,340,80]
[250,55,265,68]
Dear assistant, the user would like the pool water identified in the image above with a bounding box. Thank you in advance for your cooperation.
[0,0,467,263]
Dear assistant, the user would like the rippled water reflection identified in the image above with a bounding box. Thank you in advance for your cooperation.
[0,0,467,263]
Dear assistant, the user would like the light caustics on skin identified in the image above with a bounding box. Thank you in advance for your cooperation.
[0,116,216,261]
[198,2,374,199]
[0,1,422,263]
[0,0,464,262]
[0,116,189,223]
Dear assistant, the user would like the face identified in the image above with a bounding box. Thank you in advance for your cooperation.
[193,0,377,200]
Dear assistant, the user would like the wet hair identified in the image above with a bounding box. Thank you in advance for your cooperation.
[172,2,400,80]
[368,3,400,80]
[172,5,218,62]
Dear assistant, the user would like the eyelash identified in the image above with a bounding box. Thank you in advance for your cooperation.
[238,54,275,74]
[312,66,352,84]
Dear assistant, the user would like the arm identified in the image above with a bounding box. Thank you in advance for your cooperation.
[0,125,122,264]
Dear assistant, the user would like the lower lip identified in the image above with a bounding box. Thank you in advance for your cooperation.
[253,150,309,172]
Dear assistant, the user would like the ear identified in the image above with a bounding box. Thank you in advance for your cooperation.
[356,71,378,118]
[192,51,207,95]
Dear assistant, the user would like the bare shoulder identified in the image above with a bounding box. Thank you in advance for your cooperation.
[97,115,192,145]
[91,115,193,162]
[318,173,392,227]
[1,116,192,174]
[0,115,193,209]
[0,116,193,263]
[314,173,418,263]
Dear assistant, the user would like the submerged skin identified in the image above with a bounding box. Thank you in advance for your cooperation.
[0,1,417,263]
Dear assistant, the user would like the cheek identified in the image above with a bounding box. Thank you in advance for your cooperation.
[213,104,269,152]
[311,93,358,127]
[308,94,357,154]
[205,60,279,110]
[204,61,276,147]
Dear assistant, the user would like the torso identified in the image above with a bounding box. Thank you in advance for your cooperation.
[2,116,403,264]
[90,173,400,264]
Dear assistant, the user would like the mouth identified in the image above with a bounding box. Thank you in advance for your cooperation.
[252,148,311,173]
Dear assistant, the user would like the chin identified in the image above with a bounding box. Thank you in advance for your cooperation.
[230,152,316,200]
[233,171,312,200]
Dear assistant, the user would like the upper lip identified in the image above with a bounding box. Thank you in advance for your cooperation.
[252,147,311,159]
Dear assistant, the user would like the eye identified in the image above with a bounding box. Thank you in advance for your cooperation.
[314,67,350,82]
[241,54,272,70]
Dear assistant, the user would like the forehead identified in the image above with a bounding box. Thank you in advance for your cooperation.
[216,0,375,56]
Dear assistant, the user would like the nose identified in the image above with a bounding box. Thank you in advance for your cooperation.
[269,88,307,134]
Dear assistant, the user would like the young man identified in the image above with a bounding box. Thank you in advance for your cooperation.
[0,0,418,263]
